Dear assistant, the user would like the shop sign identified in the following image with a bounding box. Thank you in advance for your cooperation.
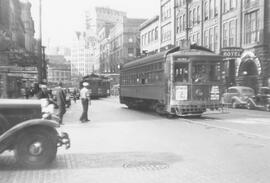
[221,47,244,58]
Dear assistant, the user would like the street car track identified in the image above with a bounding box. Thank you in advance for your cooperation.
[182,118,270,141]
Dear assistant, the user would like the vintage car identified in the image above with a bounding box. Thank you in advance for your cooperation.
[246,87,270,111]
[0,99,70,168]
[222,86,255,108]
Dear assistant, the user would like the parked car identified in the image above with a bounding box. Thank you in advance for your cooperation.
[246,87,270,111]
[0,99,70,168]
[222,86,255,108]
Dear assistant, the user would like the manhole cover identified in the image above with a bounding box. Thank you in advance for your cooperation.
[123,161,169,170]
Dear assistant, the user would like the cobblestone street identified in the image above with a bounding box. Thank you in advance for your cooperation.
[1,97,270,183]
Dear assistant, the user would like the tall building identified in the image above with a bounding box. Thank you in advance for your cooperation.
[85,7,127,35]
[107,18,146,73]
[160,0,270,92]
[71,31,96,77]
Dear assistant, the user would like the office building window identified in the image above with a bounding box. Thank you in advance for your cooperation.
[155,27,158,40]
[244,10,259,44]
[176,17,180,33]
[197,32,200,45]
[209,28,214,51]
[223,22,229,47]
[204,1,209,20]
[189,10,192,27]
[214,0,218,16]
[161,23,171,42]
[204,30,209,48]
[197,6,200,23]
[229,19,237,46]
[183,14,186,31]
[179,16,183,32]
[161,1,171,21]
[223,0,230,13]
[210,0,214,19]
[193,8,196,25]
[214,26,218,52]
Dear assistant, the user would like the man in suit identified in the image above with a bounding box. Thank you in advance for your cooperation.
[55,82,66,125]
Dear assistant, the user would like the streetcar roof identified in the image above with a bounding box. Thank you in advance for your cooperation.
[122,47,222,69]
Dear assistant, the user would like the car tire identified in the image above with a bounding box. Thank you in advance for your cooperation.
[0,114,10,135]
[15,127,58,169]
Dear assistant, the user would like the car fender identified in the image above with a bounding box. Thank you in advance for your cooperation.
[246,97,256,107]
[231,96,243,104]
[0,119,59,145]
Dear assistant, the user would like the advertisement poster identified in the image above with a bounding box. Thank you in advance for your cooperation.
[175,86,188,100]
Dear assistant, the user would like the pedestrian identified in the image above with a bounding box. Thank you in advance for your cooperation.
[37,83,51,99]
[80,82,91,123]
[55,82,66,125]
[72,89,77,103]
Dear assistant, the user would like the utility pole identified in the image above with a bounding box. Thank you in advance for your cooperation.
[38,0,43,83]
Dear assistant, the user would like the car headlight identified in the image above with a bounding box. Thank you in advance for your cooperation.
[42,113,50,119]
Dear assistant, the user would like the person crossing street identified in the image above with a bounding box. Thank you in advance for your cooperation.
[80,82,91,123]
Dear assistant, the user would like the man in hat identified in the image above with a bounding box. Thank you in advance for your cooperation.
[37,83,51,99]
[55,82,66,125]
[80,82,91,122]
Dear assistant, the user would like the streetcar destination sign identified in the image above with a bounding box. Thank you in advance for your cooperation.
[221,47,244,58]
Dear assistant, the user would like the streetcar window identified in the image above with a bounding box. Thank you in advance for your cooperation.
[209,63,221,82]
[174,63,189,82]
[192,64,208,83]
[192,62,221,83]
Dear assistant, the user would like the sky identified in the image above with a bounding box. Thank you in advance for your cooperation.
[29,0,159,48]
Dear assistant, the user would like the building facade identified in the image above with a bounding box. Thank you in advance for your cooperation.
[140,15,160,54]
[98,23,114,73]
[0,0,37,98]
[47,55,71,86]
[108,18,146,73]
[159,0,270,92]
[85,7,127,36]
[71,31,97,77]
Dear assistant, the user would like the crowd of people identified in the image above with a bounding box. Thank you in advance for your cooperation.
[19,81,91,125]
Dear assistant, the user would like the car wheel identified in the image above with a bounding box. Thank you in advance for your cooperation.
[15,127,58,169]
[0,114,10,135]
[232,101,237,109]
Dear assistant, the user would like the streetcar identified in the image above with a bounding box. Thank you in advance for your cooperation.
[120,44,224,117]
[81,74,111,99]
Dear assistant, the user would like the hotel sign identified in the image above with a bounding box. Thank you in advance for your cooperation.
[221,47,244,58]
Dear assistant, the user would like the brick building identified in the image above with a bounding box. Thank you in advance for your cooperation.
[47,55,71,86]
[158,0,270,92]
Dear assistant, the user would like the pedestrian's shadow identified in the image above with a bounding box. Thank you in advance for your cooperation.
[0,151,182,171]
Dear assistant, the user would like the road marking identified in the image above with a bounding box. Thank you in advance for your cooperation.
[182,118,270,140]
